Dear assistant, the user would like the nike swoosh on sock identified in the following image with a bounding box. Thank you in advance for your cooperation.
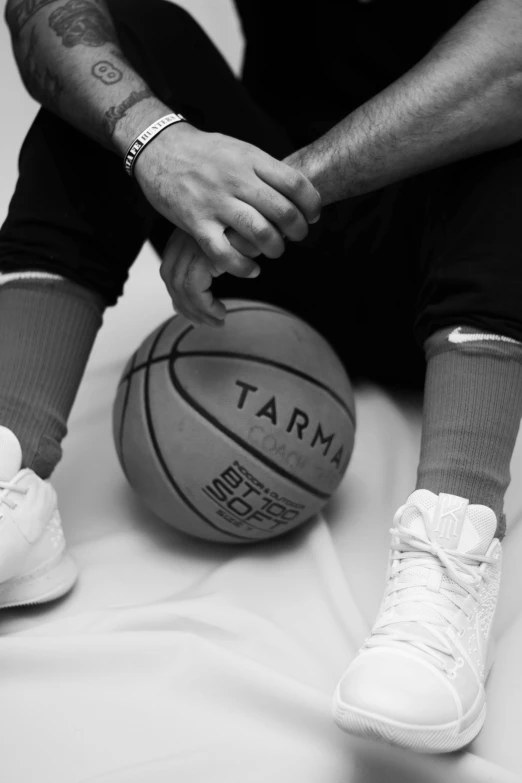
[448,327,521,345]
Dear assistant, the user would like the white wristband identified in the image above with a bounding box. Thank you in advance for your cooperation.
[123,112,186,176]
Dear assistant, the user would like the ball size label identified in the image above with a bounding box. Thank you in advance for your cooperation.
[201,460,306,536]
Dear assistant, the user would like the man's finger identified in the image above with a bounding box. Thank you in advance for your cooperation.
[225,227,261,258]
[254,157,321,225]
[239,184,309,243]
[184,255,227,323]
[161,232,206,324]
[222,202,285,260]
[196,224,261,278]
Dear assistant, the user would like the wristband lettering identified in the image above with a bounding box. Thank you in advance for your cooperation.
[123,113,186,176]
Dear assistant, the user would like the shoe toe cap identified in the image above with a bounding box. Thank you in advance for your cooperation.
[337,649,459,726]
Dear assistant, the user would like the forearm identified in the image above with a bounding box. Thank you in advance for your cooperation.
[287,0,522,205]
[5,0,170,153]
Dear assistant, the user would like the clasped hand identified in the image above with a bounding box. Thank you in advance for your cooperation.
[134,122,320,326]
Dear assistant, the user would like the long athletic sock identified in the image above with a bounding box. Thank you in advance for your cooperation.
[415,325,522,539]
[0,272,105,478]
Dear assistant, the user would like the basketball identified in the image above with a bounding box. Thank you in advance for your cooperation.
[112,300,356,544]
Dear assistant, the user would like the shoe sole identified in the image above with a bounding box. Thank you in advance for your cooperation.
[332,686,487,753]
[0,548,78,609]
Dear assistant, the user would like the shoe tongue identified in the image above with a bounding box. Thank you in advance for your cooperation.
[400,489,497,555]
[377,490,498,651]
[0,426,23,481]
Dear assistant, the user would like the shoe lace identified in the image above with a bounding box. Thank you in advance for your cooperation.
[0,481,28,516]
[363,502,495,673]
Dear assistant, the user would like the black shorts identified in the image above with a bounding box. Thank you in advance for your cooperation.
[2,0,522,392]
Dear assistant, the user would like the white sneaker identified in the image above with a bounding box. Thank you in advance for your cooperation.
[333,490,502,753]
[0,426,78,609]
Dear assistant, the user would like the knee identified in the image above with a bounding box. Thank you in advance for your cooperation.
[104,0,208,115]
[106,0,197,31]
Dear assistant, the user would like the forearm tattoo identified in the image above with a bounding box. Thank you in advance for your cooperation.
[6,0,60,39]
[92,60,122,84]
[104,87,153,137]
[21,25,64,111]
[49,0,117,47]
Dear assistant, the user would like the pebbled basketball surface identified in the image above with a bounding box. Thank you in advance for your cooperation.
[113,300,356,544]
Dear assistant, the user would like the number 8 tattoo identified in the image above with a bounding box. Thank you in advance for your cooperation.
[92,60,122,84]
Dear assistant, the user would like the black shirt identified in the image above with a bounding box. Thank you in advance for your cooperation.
[234,0,478,145]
